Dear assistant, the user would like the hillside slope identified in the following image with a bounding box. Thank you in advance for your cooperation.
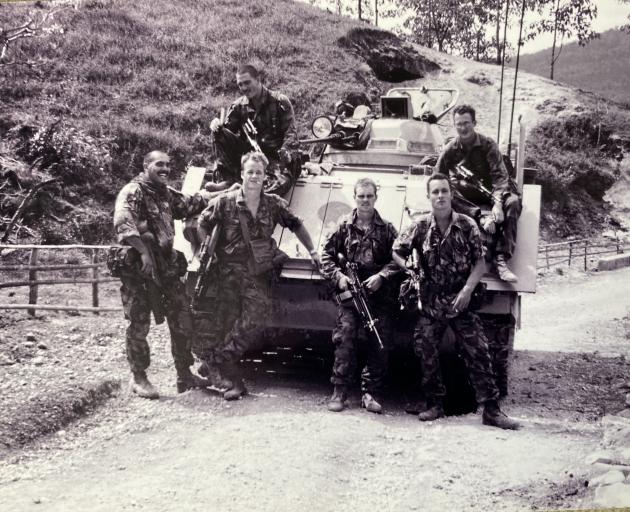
[0,0,629,242]
[516,29,630,106]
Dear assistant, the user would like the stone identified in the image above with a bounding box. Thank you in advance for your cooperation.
[22,341,35,349]
[620,447,630,465]
[32,357,44,366]
[602,415,630,447]
[37,342,48,350]
[0,354,16,366]
[26,333,36,342]
[590,470,626,487]
[593,482,630,508]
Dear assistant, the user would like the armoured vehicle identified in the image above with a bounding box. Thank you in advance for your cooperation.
[176,87,541,398]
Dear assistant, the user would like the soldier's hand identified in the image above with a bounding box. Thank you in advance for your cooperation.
[481,216,496,234]
[209,118,223,133]
[452,285,473,314]
[492,202,504,224]
[228,182,242,192]
[140,253,154,277]
[309,250,320,269]
[363,274,383,292]
[338,275,351,291]
[279,148,292,164]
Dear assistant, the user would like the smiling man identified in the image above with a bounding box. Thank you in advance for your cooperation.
[112,150,212,399]
[208,64,299,197]
[436,104,521,283]
[197,151,319,401]
[320,178,402,414]
[392,173,520,430]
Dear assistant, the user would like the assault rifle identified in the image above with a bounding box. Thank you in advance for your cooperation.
[336,253,384,349]
[243,118,263,154]
[139,232,166,325]
[409,248,424,311]
[452,163,494,203]
[192,224,220,309]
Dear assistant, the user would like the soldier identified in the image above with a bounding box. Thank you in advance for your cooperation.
[392,173,520,430]
[436,104,521,282]
[112,150,211,399]
[197,151,319,400]
[320,178,401,414]
[208,64,300,197]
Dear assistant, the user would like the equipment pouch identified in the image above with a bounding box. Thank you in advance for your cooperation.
[398,277,419,311]
[106,246,138,277]
[248,238,289,276]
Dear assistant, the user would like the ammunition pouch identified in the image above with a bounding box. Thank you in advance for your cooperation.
[106,246,139,278]
[398,277,419,312]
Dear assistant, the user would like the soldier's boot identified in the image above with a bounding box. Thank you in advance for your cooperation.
[176,367,210,393]
[327,385,348,412]
[198,361,233,390]
[482,400,521,430]
[222,364,248,401]
[130,370,159,400]
[418,401,445,422]
[361,393,383,414]
[495,254,518,283]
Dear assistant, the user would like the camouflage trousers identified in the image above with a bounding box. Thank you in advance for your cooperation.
[198,262,271,369]
[213,128,299,197]
[413,311,499,404]
[453,191,522,260]
[119,273,194,373]
[331,303,392,394]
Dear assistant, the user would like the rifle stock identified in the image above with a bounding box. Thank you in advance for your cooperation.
[337,253,384,349]
[192,225,220,309]
[411,248,423,312]
[453,163,494,202]
[243,119,263,153]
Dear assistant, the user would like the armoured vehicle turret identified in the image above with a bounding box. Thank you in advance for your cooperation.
[176,87,541,398]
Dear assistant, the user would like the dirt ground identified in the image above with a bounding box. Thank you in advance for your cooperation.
[0,266,629,511]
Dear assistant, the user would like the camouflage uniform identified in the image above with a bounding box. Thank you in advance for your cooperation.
[436,132,522,259]
[213,86,300,197]
[320,209,401,394]
[197,187,303,369]
[113,176,208,373]
[393,212,499,404]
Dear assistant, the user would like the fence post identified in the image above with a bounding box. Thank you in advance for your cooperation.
[568,242,573,267]
[28,248,39,316]
[584,240,588,271]
[91,249,99,315]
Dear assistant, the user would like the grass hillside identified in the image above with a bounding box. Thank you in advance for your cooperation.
[1,0,629,243]
[517,29,630,106]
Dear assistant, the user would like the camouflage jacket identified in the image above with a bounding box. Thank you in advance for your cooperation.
[436,132,517,202]
[198,188,302,262]
[393,211,484,318]
[113,175,208,258]
[223,85,299,158]
[320,209,401,289]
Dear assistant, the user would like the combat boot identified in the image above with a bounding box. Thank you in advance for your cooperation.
[327,385,348,412]
[198,361,233,390]
[130,370,159,400]
[482,400,521,430]
[495,254,518,282]
[361,393,383,414]
[418,402,444,422]
[223,378,247,401]
[176,367,210,393]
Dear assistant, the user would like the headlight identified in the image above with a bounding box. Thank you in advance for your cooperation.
[311,116,333,139]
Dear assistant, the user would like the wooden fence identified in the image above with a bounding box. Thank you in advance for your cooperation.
[537,237,629,271]
[0,244,122,315]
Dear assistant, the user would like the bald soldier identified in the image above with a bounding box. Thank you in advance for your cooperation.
[111,151,212,398]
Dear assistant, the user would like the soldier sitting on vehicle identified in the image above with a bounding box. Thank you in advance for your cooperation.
[196,151,319,401]
[320,177,402,414]
[208,64,300,197]
[436,104,521,282]
[392,173,521,430]
[110,150,211,399]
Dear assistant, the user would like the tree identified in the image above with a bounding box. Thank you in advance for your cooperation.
[527,0,598,79]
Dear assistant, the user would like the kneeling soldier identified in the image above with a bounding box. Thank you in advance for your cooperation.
[320,178,401,414]
[392,173,520,429]
[112,151,210,399]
